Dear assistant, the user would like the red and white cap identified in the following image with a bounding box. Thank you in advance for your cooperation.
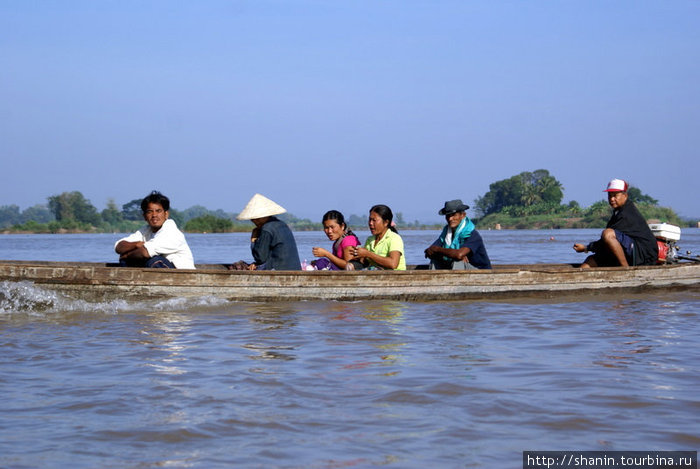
[604,178,628,192]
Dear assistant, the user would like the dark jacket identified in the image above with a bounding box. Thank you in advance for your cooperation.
[252,217,301,270]
[462,229,492,269]
[590,200,658,266]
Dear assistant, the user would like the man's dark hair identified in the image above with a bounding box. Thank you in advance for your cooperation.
[141,191,170,212]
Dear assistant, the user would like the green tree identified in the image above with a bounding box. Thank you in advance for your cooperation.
[474,177,521,215]
[534,171,564,205]
[12,220,51,233]
[210,208,236,220]
[475,169,563,216]
[184,215,234,233]
[582,200,613,226]
[20,204,54,224]
[627,186,658,205]
[520,184,540,207]
[47,191,101,225]
[121,199,143,221]
[101,199,124,225]
[638,205,681,225]
[0,205,21,229]
[566,200,582,216]
[181,205,210,222]
[278,213,319,231]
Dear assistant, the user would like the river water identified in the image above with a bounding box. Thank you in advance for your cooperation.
[1,229,699,468]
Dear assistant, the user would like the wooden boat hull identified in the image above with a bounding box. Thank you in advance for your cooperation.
[1,260,699,302]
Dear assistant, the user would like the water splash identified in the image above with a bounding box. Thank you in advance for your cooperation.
[0,280,60,314]
[0,280,232,316]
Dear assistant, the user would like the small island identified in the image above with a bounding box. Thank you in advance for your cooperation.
[471,170,688,230]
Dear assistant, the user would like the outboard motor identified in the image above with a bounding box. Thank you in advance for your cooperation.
[648,223,680,264]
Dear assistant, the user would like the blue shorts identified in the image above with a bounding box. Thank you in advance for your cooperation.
[614,230,635,259]
[593,230,636,266]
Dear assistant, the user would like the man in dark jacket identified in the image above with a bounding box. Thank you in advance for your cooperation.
[235,193,301,271]
[573,179,658,268]
[424,199,492,269]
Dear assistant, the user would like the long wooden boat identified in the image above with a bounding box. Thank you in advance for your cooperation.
[1,259,699,302]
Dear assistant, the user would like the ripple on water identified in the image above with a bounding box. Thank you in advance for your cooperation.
[1,290,699,467]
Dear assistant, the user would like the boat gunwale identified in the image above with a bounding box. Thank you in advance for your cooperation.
[2,259,695,273]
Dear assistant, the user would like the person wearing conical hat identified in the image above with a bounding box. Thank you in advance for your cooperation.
[235,194,301,271]
[573,179,658,268]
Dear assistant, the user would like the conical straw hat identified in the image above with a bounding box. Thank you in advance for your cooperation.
[236,193,287,220]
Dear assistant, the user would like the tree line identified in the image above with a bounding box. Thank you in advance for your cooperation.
[0,192,318,234]
[0,171,692,233]
[0,191,421,234]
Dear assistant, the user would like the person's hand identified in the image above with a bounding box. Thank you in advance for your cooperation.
[424,246,438,258]
[312,247,330,258]
[352,246,367,259]
[228,260,250,270]
[573,243,587,253]
[247,263,258,271]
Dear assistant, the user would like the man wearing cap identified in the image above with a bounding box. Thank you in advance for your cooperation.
[234,193,301,271]
[424,199,492,270]
[573,179,657,268]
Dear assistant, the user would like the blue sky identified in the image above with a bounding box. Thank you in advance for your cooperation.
[2,1,699,222]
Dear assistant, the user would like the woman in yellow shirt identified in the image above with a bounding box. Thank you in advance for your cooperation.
[350,204,406,270]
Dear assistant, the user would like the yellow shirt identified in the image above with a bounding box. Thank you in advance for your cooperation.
[364,229,406,270]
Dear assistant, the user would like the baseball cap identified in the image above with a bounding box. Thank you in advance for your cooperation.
[604,178,628,192]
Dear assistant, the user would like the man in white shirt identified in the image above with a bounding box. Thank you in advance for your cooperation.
[114,191,195,269]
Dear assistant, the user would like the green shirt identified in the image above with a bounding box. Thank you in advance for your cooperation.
[364,229,406,270]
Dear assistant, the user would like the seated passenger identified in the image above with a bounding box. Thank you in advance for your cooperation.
[424,199,491,270]
[573,178,657,268]
[350,204,406,270]
[311,210,361,270]
[114,191,195,269]
[234,193,301,271]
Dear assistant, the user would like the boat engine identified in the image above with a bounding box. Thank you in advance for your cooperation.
[649,223,681,264]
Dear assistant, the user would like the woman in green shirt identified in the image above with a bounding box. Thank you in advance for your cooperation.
[350,204,406,270]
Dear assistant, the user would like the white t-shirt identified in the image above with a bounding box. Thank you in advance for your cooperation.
[115,219,195,269]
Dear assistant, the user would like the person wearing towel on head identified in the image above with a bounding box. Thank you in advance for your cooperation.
[424,199,491,270]
[235,193,301,271]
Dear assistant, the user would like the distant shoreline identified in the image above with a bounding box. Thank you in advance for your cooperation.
[3,219,698,236]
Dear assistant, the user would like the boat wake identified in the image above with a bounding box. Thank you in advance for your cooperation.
[0,281,231,316]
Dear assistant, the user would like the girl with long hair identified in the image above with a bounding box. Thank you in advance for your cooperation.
[311,210,361,270]
[351,204,406,270]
